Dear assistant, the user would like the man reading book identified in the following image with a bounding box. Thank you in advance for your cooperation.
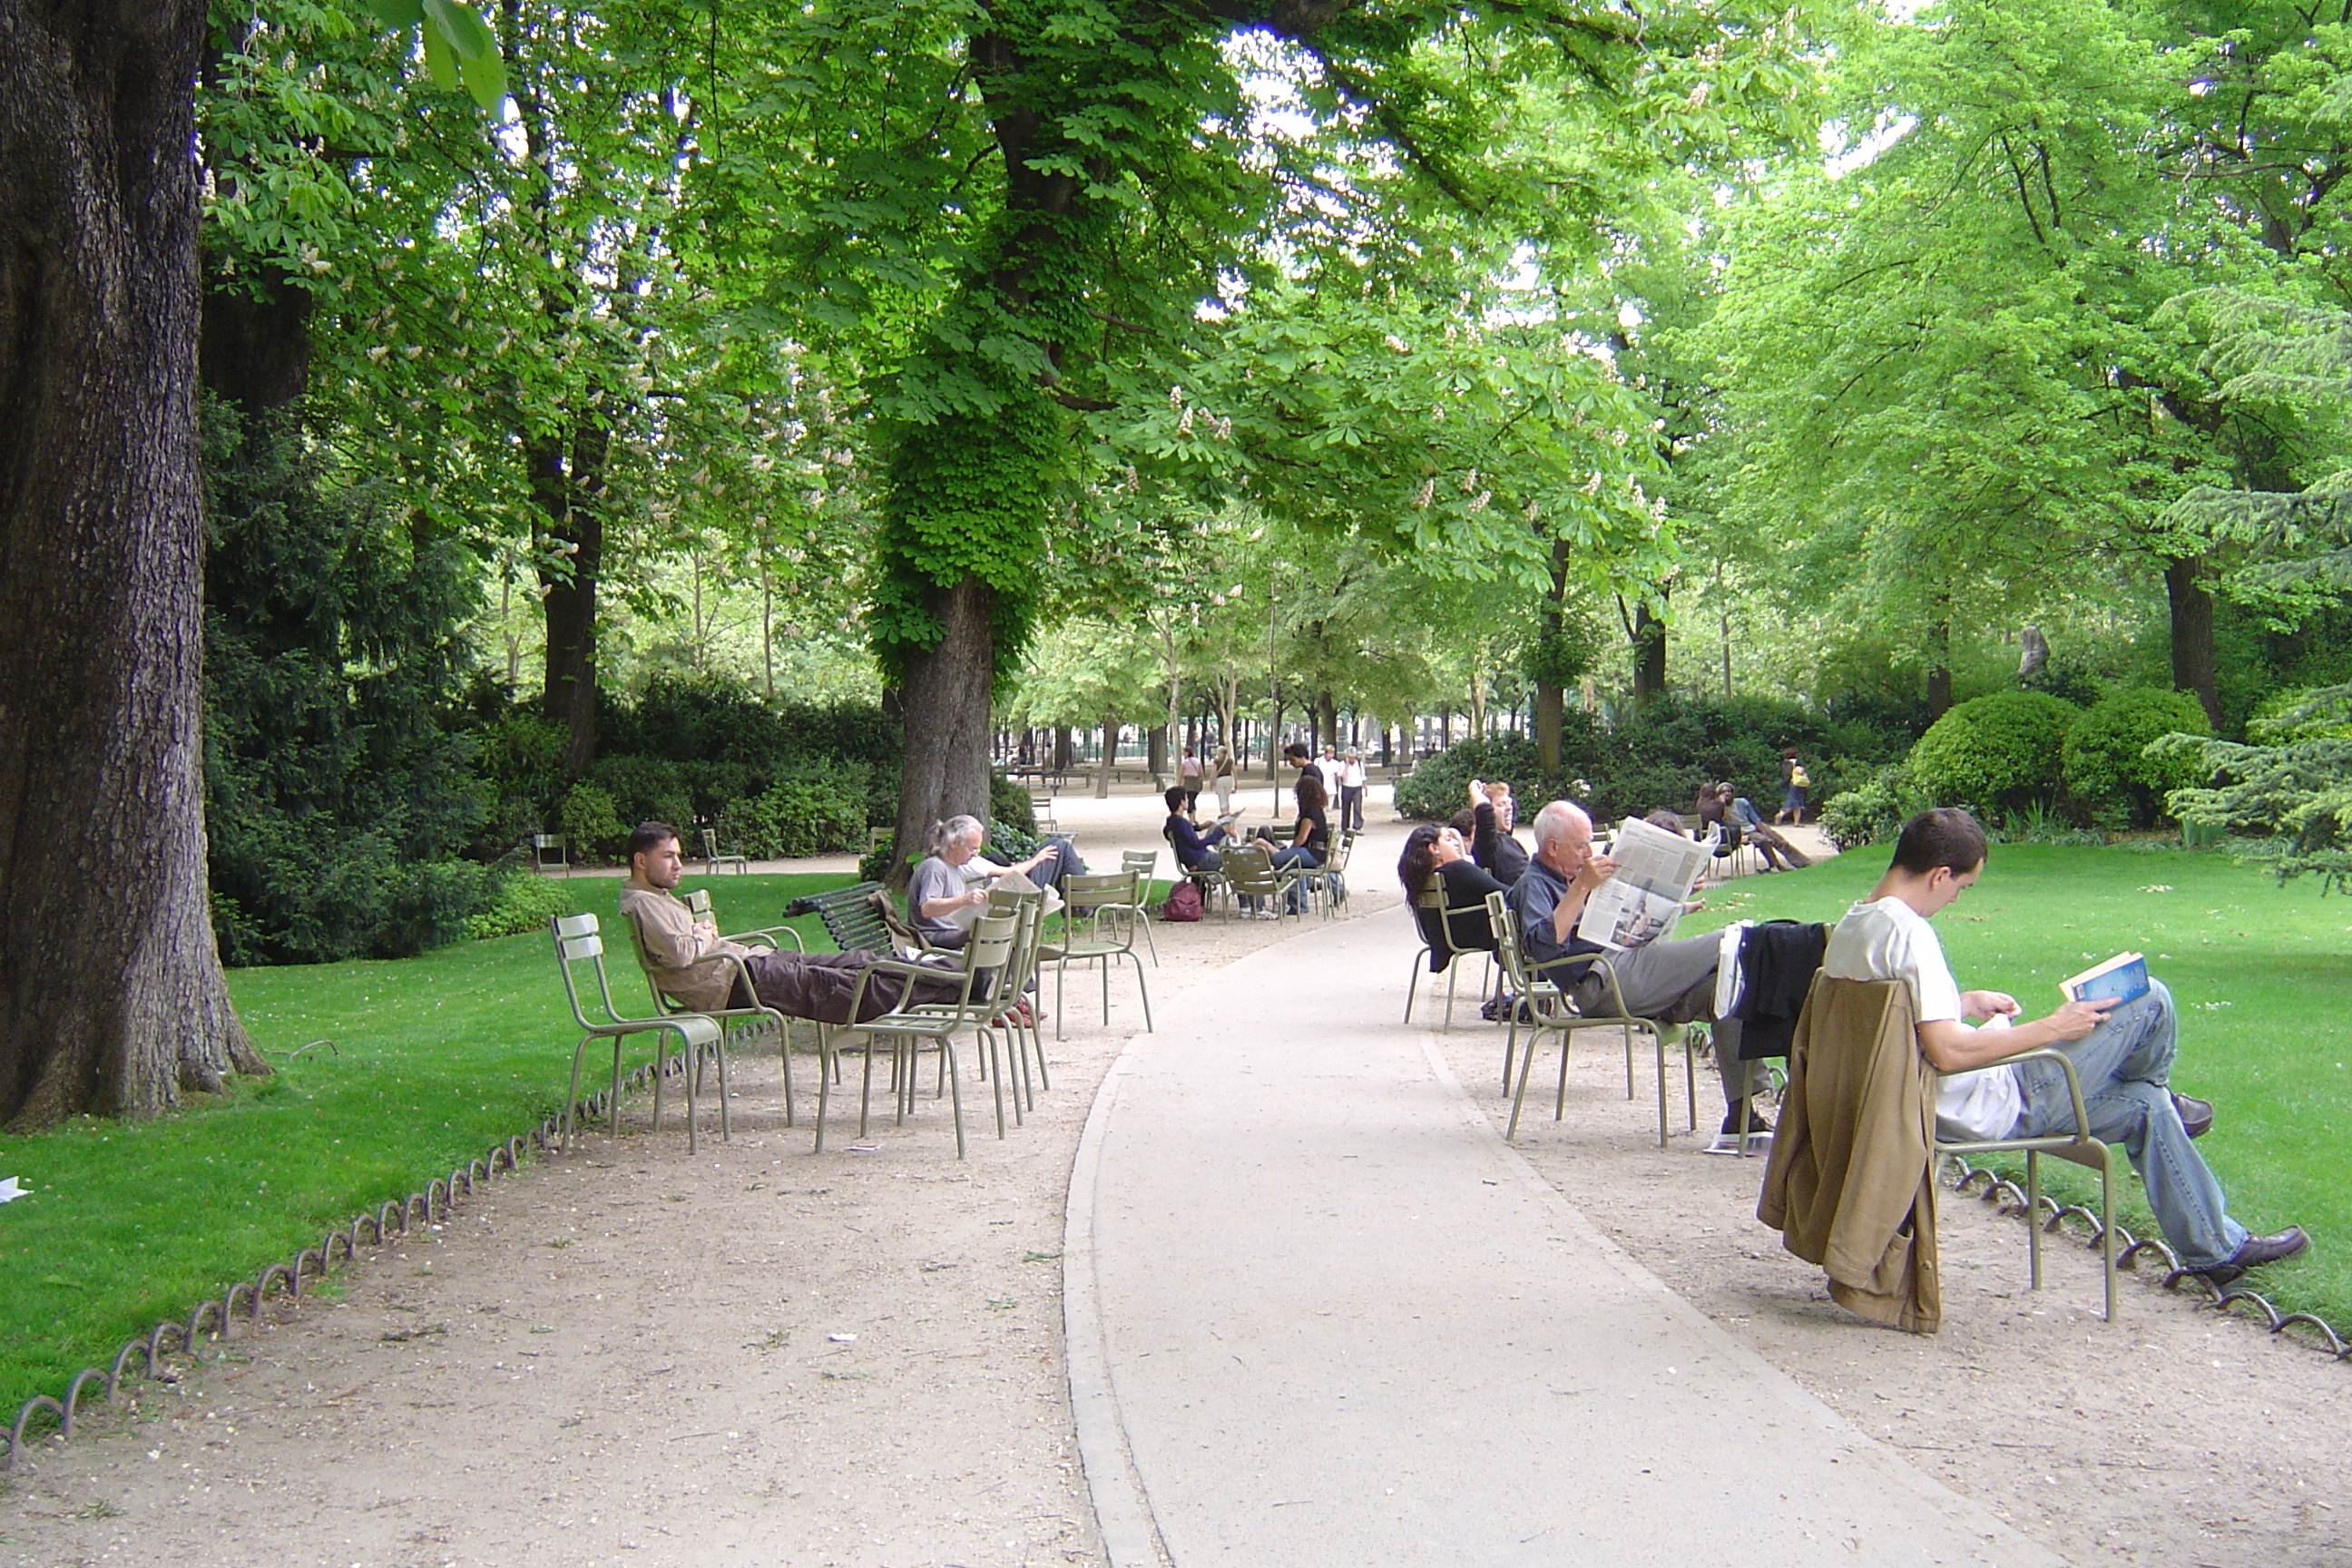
[1821,808,2308,1284]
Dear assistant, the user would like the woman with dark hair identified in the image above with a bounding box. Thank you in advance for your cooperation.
[1777,746,1810,825]
[1256,770,1328,912]
[1398,822,1508,960]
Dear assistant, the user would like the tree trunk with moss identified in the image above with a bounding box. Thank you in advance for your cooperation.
[0,0,267,1129]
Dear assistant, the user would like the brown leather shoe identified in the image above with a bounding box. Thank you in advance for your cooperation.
[2186,1226,2309,1285]
[2171,1092,2213,1139]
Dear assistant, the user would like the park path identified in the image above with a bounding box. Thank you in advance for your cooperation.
[1063,906,2059,1568]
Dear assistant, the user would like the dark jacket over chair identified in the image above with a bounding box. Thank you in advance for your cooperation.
[1730,920,1829,1060]
[1758,975,1941,1334]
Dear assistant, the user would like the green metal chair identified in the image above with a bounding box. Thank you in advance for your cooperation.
[1108,849,1161,964]
[549,913,727,1153]
[1486,892,1695,1148]
[1220,839,1304,923]
[823,914,1020,1158]
[1038,871,1156,1036]
[620,891,802,1130]
[1402,875,1496,1030]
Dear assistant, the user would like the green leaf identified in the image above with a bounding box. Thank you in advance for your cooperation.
[364,0,424,26]
[422,0,497,62]
[418,15,457,92]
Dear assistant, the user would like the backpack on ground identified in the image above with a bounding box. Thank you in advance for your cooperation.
[1161,878,1204,922]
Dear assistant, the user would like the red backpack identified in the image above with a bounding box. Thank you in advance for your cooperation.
[1161,878,1204,922]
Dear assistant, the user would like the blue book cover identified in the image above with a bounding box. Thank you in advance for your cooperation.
[2062,951,2149,1006]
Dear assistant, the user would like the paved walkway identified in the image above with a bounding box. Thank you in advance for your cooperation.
[1064,908,2061,1567]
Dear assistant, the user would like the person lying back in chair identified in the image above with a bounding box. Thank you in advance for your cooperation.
[1823,807,2308,1285]
[619,822,960,1024]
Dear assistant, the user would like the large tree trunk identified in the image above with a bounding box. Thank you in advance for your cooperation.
[1924,611,1954,719]
[0,0,267,1129]
[2164,554,2220,729]
[887,577,998,889]
[1631,601,1668,708]
[1093,715,1117,799]
[533,420,608,775]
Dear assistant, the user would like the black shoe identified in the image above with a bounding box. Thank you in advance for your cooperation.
[2171,1092,2213,1140]
[2185,1226,2309,1285]
[1480,993,1516,1023]
[1720,1105,1775,1137]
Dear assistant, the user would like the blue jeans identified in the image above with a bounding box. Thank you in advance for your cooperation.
[1269,845,1320,911]
[2007,979,2247,1268]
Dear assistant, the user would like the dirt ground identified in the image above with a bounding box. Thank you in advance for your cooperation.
[6,847,2349,1567]
[1430,1024,2352,1568]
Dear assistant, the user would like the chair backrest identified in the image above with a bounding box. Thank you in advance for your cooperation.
[532,832,568,869]
[987,885,1046,991]
[1122,849,1157,879]
[960,913,1021,1012]
[1221,841,1279,897]
[1063,870,1135,919]
[784,880,895,954]
[550,912,622,1028]
[1483,891,1535,994]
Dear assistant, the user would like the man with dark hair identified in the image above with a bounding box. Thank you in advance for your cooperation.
[1821,808,2307,1283]
[618,823,959,1024]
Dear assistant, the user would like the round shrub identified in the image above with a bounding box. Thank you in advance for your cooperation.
[1817,763,1932,852]
[2061,688,2210,828]
[558,784,625,862]
[1393,734,1544,820]
[1905,691,2079,818]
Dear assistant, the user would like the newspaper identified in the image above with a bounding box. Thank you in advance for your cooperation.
[943,865,1061,930]
[1575,817,1713,952]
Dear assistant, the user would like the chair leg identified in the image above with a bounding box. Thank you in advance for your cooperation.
[609,1038,626,1139]
[812,1035,834,1153]
[1442,961,1459,1032]
[776,1021,796,1130]
[1131,953,1153,1033]
[2098,1150,2117,1322]
[1656,1029,1670,1151]
[1501,1006,1519,1096]
[2026,1150,2043,1292]
[564,1035,593,1150]
[947,1039,967,1159]
[1404,954,1423,1024]
[986,1027,1007,1139]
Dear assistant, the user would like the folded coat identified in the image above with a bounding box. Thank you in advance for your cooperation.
[1758,975,1941,1334]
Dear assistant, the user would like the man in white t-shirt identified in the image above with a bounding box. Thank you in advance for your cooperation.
[1822,808,2307,1284]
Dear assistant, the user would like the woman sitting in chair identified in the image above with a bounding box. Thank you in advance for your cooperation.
[1255,771,1329,912]
[1398,823,1507,959]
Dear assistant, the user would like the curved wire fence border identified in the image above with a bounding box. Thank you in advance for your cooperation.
[3,1047,706,1470]
[1943,1157,2351,1359]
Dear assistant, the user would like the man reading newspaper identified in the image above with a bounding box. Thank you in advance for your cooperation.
[1507,800,1769,1136]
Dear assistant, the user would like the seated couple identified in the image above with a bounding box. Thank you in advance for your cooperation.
[1818,808,2306,1285]
[1165,778,1327,916]
[619,822,965,1024]
[1694,781,1809,873]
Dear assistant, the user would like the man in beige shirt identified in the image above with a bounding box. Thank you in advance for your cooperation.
[619,823,959,1023]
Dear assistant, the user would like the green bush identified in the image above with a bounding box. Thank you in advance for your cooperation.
[990,772,1037,833]
[1394,734,1545,820]
[585,754,696,835]
[2061,688,2210,828]
[720,760,870,859]
[1905,691,2079,818]
[463,869,580,940]
[1818,763,1933,851]
[558,783,625,862]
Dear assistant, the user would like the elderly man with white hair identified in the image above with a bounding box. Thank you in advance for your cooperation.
[1506,799,1771,1137]
[906,814,1081,950]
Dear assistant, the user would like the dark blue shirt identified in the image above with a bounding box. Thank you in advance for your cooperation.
[1507,856,1602,971]
[1165,813,1228,868]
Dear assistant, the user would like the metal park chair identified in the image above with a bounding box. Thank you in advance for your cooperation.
[1038,871,1156,1037]
[548,913,727,1153]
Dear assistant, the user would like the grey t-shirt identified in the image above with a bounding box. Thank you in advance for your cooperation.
[907,855,969,946]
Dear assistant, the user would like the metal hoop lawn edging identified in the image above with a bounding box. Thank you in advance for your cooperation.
[3,1044,716,1470]
[1942,1156,2351,1365]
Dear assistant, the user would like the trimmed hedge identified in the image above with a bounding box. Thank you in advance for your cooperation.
[1905,691,2079,818]
[2061,688,2210,828]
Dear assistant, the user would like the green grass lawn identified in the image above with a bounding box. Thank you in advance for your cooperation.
[1690,844,2352,1315]
[0,871,848,1422]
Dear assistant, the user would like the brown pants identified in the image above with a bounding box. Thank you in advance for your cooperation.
[732,951,965,1024]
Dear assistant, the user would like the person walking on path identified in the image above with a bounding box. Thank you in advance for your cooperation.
[1777,746,1810,825]
[1210,745,1236,817]
[1338,749,1367,832]
[1819,808,2308,1284]
[1179,746,1202,811]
